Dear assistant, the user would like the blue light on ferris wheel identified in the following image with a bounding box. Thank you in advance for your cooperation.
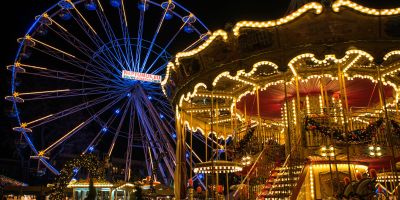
[198,174,204,179]
[88,146,94,152]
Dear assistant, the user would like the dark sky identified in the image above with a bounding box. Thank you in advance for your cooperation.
[1,0,400,179]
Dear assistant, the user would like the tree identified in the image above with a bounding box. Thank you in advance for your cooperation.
[86,178,96,200]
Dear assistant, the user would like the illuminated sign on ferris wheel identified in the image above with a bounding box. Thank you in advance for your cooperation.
[122,70,162,83]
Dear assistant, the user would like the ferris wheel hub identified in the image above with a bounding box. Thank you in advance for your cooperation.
[122,70,161,83]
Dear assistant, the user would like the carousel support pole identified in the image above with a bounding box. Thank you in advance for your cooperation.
[189,99,194,200]
[283,72,293,165]
[341,72,353,131]
[295,75,302,158]
[174,107,187,199]
[205,123,208,199]
[324,75,340,193]
[320,78,326,114]
[224,124,230,200]
[377,64,399,187]
[215,100,220,198]
[395,94,399,114]
[337,64,352,181]
[256,86,262,148]
[233,98,237,146]
[211,90,216,199]
[244,97,247,131]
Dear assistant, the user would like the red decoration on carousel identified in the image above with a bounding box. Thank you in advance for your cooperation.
[196,186,202,193]
[188,178,193,188]
[378,185,383,193]
[217,185,224,194]
[333,93,340,99]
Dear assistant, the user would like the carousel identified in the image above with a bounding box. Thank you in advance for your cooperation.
[164,0,400,199]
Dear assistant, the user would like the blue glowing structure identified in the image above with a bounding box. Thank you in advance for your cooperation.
[85,1,97,11]
[110,0,121,8]
[7,0,209,185]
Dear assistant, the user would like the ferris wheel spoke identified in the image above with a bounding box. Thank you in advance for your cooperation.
[138,86,173,129]
[69,5,100,45]
[16,63,116,87]
[107,96,132,157]
[185,143,203,162]
[134,96,174,180]
[135,9,146,72]
[140,2,170,72]
[95,0,130,68]
[182,33,210,52]
[149,62,168,76]
[13,87,115,101]
[145,22,187,74]
[119,0,135,70]
[24,38,107,78]
[125,103,136,181]
[136,109,170,182]
[142,96,174,148]
[82,99,129,155]
[29,44,123,85]
[44,20,121,72]
[137,117,152,176]
[25,91,124,129]
[193,134,213,149]
[41,92,126,154]
[68,6,127,72]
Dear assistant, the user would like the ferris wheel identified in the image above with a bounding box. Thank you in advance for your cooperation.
[6,0,209,184]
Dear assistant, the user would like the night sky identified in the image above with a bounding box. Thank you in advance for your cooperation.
[1,0,400,182]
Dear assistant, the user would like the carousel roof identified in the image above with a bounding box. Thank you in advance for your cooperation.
[162,0,400,137]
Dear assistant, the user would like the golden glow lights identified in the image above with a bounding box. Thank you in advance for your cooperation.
[306,95,311,114]
[208,118,233,125]
[175,30,228,65]
[309,165,314,199]
[212,71,258,87]
[241,156,252,166]
[333,0,400,16]
[292,99,297,125]
[194,160,242,174]
[287,50,373,77]
[244,61,279,77]
[232,2,323,36]
[321,145,335,157]
[175,49,400,140]
[383,50,400,61]
[368,145,382,157]
[67,182,114,188]
[319,95,324,114]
